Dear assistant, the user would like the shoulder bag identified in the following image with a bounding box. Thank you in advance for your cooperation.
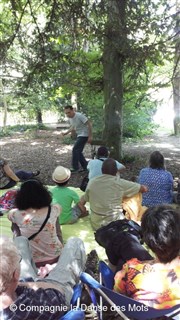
[28,205,51,240]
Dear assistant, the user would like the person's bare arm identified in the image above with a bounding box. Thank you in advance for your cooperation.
[79,195,86,207]
[139,185,148,193]
[62,126,73,136]
[3,164,20,182]
[117,165,126,174]
[77,201,88,215]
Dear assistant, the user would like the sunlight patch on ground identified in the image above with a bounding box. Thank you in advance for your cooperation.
[55,145,72,155]
[30,141,41,146]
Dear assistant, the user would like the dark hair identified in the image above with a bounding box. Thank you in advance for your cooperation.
[15,179,52,210]
[149,151,165,169]
[97,146,109,158]
[55,179,70,187]
[102,158,117,176]
[141,205,180,263]
[64,105,73,110]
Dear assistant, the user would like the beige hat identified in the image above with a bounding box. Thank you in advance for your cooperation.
[52,166,71,183]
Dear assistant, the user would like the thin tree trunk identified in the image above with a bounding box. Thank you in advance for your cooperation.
[0,79,8,128]
[173,0,180,135]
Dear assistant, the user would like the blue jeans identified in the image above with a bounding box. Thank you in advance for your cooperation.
[72,136,88,170]
[1,170,34,189]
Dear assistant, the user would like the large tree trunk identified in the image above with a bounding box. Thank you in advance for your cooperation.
[173,0,180,135]
[102,0,126,160]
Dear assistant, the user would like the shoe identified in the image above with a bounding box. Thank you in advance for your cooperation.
[32,170,40,177]
[85,250,99,281]
[70,168,79,173]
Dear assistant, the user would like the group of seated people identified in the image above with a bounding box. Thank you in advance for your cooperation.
[0,205,180,319]
[0,150,180,319]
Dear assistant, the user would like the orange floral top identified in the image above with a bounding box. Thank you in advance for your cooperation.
[114,257,180,309]
[8,204,63,264]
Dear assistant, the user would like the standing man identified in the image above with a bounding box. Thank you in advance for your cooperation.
[62,105,92,173]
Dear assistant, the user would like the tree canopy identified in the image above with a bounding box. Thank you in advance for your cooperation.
[0,0,179,158]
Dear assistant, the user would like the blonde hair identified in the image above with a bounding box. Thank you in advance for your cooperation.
[0,237,20,293]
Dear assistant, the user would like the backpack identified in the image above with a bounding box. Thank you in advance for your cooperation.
[94,218,142,249]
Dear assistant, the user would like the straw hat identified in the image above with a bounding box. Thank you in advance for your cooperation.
[52,166,71,183]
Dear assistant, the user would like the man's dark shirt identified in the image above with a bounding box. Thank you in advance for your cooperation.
[0,285,66,320]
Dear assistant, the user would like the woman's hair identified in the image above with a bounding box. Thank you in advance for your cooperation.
[0,237,20,293]
[141,205,180,263]
[149,151,165,169]
[15,179,52,210]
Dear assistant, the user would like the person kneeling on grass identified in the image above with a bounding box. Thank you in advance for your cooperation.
[51,166,88,225]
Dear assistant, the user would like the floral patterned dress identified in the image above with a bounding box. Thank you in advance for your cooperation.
[8,204,63,264]
[114,257,180,309]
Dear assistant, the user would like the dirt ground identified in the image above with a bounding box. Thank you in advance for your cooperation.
[1,129,180,188]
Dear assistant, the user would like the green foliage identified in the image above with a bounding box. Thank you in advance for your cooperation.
[0,124,48,137]
[0,0,177,142]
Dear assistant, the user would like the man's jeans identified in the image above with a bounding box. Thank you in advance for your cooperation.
[2,170,34,189]
[72,136,88,170]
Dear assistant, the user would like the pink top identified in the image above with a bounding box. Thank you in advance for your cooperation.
[8,204,63,263]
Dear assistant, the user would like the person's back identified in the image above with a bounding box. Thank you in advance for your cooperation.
[51,185,80,224]
[81,158,143,230]
[8,179,63,267]
[138,151,173,206]
[51,166,88,224]
[114,205,180,309]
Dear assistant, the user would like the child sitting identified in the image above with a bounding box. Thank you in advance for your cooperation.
[51,166,88,224]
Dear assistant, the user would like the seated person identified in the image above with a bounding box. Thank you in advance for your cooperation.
[0,236,86,319]
[0,157,40,189]
[114,205,180,309]
[50,166,88,225]
[80,158,148,230]
[138,151,174,207]
[87,146,125,180]
[8,179,63,267]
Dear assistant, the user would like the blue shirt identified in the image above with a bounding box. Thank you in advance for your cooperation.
[87,158,125,180]
[138,167,173,207]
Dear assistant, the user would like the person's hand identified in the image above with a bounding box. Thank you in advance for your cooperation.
[141,185,148,193]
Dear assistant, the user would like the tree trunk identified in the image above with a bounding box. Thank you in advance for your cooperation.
[36,108,43,124]
[102,0,126,160]
[0,79,8,128]
[173,0,180,135]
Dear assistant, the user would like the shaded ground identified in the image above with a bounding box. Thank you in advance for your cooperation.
[1,129,180,187]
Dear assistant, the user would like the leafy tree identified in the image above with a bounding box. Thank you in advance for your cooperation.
[0,0,178,156]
